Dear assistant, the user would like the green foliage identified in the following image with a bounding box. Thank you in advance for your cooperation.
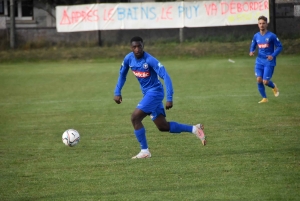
[187,33,254,43]
[0,39,300,62]
[0,56,299,200]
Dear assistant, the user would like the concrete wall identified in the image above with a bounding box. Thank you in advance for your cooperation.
[1,17,299,48]
[1,0,299,47]
[275,17,300,36]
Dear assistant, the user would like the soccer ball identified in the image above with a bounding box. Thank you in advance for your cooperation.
[62,129,80,147]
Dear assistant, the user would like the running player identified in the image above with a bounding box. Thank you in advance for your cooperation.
[113,36,206,159]
[249,15,283,103]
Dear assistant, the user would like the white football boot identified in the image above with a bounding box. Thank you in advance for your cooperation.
[193,124,207,146]
[132,150,151,159]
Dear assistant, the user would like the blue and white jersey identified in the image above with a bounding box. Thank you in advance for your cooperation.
[250,31,283,66]
[114,51,173,102]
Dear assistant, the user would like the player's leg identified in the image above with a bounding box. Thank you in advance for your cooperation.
[131,108,151,159]
[151,104,206,145]
[131,91,163,159]
[262,65,274,87]
[263,65,279,97]
[255,64,268,103]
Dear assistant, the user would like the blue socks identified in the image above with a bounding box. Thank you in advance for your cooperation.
[134,122,194,149]
[134,127,148,149]
[267,80,275,88]
[258,82,267,98]
[258,81,275,98]
[169,122,193,133]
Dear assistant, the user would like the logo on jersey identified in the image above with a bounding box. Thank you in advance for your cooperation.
[143,63,149,69]
[265,38,269,42]
[258,44,269,48]
[158,62,164,68]
[132,70,150,78]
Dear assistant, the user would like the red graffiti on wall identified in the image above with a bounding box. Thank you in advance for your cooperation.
[205,0,268,16]
[60,9,99,25]
[161,6,173,20]
[103,8,114,21]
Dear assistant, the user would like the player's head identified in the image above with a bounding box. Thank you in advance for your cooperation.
[130,36,144,59]
[258,16,268,31]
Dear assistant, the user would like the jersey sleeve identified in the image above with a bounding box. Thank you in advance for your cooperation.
[250,34,257,52]
[114,58,130,96]
[271,34,283,58]
[150,59,174,102]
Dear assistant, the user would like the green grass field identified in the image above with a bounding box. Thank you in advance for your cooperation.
[0,56,299,201]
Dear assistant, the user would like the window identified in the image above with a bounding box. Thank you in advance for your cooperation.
[21,0,33,17]
[0,1,4,15]
[0,0,33,20]
[276,3,295,18]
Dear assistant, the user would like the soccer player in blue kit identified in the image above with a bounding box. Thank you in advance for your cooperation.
[249,15,283,103]
[114,36,206,159]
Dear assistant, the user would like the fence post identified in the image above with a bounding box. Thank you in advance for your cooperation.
[97,0,102,46]
[10,0,15,49]
[179,28,184,43]
[270,0,277,34]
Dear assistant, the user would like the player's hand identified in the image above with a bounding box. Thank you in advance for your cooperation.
[166,101,173,110]
[267,55,273,61]
[249,52,255,56]
[114,95,122,104]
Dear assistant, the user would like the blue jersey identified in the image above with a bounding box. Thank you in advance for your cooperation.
[114,51,174,102]
[250,31,283,66]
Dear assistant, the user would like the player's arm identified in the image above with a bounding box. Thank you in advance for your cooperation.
[272,35,283,58]
[249,35,257,56]
[151,60,174,109]
[114,59,129,104]
[161,71,173,110]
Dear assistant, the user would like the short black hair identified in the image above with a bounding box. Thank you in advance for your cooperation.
[258,15,267,22]
[130,36,143,43]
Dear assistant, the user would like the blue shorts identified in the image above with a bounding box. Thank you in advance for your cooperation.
[137,91,166,121]
[255,64,275,81]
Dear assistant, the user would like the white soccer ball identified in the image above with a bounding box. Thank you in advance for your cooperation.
[62,129,80,147]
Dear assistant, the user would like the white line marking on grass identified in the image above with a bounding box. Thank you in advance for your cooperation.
[228,59,235,63]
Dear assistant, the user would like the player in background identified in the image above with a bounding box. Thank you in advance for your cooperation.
[113,36,206,159]
[249,15,283,103]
